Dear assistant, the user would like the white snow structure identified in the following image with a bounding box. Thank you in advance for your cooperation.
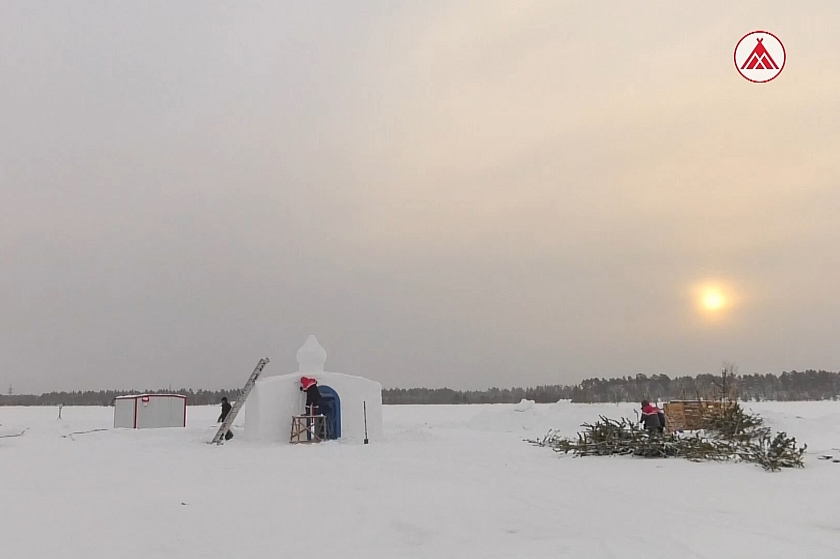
[244,335,383,443]
[513,398,536,412]
[113,394,187,429]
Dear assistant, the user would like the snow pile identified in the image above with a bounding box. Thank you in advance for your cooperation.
[513,398,535,412]
[550,399,571,411]
[468,404,539,432]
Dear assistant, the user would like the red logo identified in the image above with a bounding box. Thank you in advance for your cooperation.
[734,31,785,83]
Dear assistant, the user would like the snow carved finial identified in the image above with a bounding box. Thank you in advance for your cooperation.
[296,335,326,373]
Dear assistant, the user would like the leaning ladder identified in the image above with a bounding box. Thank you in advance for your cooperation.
[210,357,270,445]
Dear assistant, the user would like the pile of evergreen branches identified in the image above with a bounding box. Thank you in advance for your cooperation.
[527,403,806,472]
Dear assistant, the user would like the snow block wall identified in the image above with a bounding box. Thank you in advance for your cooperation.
[244,335,383,443]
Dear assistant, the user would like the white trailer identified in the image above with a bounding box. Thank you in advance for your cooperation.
[113,394,187,429]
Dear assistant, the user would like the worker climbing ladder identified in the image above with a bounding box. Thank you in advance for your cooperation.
[210,357,270,445]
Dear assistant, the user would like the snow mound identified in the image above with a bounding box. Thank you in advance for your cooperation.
[514,399,535,412]
[468,405,539,432]
[550,399,571,411]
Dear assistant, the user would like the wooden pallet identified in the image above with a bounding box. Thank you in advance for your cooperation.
[664,400,734,433]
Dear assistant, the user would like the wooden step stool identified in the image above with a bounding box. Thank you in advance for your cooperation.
[290,415,327,444]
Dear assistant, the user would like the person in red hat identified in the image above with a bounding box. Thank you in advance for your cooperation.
[300,377,323,440]
[299,377,321,416]
[640,400,665,435]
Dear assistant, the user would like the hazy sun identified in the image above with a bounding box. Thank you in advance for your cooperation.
[691,281,737,321]
[702,289,726,311]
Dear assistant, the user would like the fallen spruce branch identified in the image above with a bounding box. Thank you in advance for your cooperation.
[0,428,29,439]
[60,428,109,440]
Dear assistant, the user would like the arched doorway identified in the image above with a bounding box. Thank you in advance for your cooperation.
[318,385,341,439]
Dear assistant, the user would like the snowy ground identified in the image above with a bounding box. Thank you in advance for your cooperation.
[1,402,839,558]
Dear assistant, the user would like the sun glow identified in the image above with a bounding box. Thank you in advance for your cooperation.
[702,289,726,311]
[691,282,737,320]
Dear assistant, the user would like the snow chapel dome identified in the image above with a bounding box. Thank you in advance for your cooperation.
[296,334,327,373]
[245,334,383,443]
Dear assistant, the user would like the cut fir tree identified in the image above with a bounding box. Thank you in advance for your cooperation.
[527,403,806,472]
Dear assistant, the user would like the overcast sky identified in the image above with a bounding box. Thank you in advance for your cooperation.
[2,1,839,394]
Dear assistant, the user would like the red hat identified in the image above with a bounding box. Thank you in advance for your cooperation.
[300,376,317,390]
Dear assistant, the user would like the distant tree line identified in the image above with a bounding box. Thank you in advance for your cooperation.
[0,388,240,407]
[385,370,840,404]
[566,370,840,403]
[1,370,838,407]
[382,386,575,404]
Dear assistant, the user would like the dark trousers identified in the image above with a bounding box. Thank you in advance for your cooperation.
[305,405,320,440]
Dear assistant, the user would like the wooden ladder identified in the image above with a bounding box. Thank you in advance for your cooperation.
[210,358,270,445]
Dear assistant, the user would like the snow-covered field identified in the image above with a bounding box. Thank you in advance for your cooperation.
[2,402,839,558]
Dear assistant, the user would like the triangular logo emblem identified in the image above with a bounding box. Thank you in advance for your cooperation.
[740,38,779,70]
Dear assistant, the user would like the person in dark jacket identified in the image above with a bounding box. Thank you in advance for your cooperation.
[640,400,664,434]
[300,377,321,416]
[300,377,323,440]
[218,397,232,422]
[218,397,233,440]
